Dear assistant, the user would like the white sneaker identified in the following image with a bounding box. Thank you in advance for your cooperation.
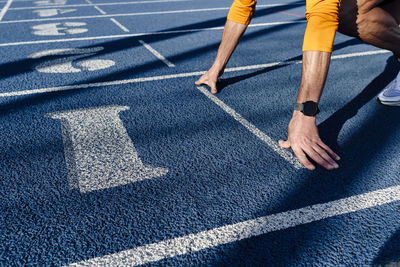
[378,72,400,106]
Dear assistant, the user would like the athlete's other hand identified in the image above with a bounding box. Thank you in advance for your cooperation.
[279,111,340,170]
[195,70,220,94]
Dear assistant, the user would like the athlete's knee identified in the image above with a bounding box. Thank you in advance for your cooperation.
[303,0,341,52]
[227,0,257,25]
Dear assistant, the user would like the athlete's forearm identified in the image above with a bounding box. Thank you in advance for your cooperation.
[298,0,341,101]
[211,20,248,73]
[296,51,332,103]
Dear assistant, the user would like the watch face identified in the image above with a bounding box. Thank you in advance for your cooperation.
[303,101,319,116]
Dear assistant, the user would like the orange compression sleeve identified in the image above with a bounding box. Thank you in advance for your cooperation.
[227,0,257,25]
[302,0,341,52]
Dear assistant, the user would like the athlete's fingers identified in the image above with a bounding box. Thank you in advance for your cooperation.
[291,145,315,170]
[312,144,339,169]
[317,141,340,161]
[279,139,291,149]
[301,143,337,170]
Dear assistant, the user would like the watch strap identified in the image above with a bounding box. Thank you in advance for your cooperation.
[294,103,303,111]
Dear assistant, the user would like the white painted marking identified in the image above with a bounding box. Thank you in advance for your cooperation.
[31,22,88,36]
[0,4,289,24]
[28,47,115,73]
[110,18,129,32]
[93,5,106,14]
[0,21,304,47]
[46,105,168,193]
[76,59,115,71]
[196,85,302,168]
[0,50,390,97]
[34,0,66,6]
[0,0,13,21]
[33,8,77,17]
[67,185,400,266]
[139,39,175,67]
[84,0,107,15]
[10,0,195,10]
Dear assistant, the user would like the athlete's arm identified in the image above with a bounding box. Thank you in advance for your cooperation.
[279,0,342,170]
[279,51,340,170]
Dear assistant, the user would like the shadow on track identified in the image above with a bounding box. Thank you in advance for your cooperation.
[318,56,400,152]
[373,229,400,265]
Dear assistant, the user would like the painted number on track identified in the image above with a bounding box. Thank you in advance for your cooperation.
[33,9,77,17]
[34,0,67,6]
[46,106,169,193]
[28,47,115,73]
[31,22,87,36]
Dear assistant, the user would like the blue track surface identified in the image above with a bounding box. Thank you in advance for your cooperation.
[1,0,399,266]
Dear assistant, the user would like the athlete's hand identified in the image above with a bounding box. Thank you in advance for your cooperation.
[279,111,340,170]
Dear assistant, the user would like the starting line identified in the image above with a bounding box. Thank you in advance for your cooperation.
[67,185,400,266]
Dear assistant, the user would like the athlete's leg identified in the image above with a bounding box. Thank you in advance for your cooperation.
[338,0,400,57]
[338,0,400,105]
[195,0,256,94]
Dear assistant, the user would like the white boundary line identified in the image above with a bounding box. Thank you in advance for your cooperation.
[0,0,13,21]
[0,50,390,98]
[110,18,129,32]
[197,85,301,168]
[138,39,175,67]
[93,5,106,15]
[0,21,305,47]
[67,185,400,266]
[9,0,193,10]
[0,4,293,24]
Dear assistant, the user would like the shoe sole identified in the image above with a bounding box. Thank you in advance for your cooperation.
[377,98,400,106]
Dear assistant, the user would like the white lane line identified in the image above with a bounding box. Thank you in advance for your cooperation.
[9,0,194,10]
[67,185,400,266]
[0,4,294,24]
[85,0,106,15]
[0,0,13,21]
[138,39,175,67]
[93,5,106,14]
[0,21,305,47]
[0,50,390,98]
[197,85,302,168]
[110,18,129,32]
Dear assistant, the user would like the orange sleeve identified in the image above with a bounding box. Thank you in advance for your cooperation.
[302,0,341,52]
[227,0,257,25]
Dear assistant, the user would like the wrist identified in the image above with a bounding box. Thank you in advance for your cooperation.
[292,110,316,122]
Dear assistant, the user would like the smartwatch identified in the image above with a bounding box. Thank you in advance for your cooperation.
[294,101,320,116]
